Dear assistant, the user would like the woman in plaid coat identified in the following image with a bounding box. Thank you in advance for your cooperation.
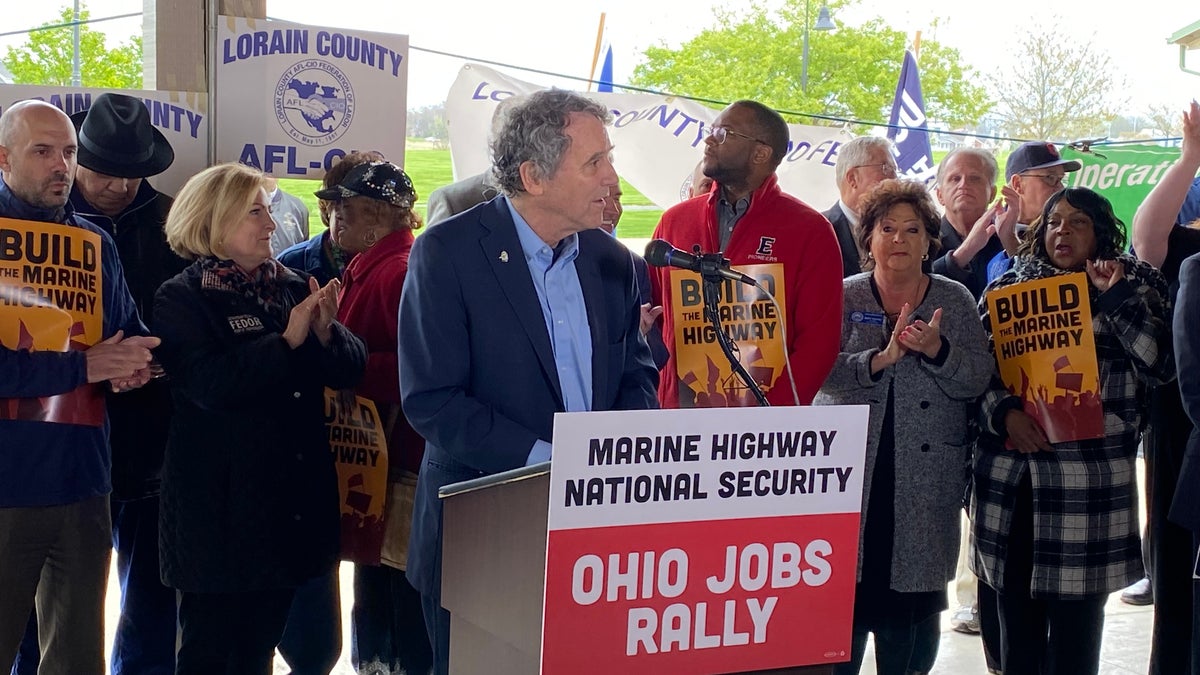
[974,187,1175,675]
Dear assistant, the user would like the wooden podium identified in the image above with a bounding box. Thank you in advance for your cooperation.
[438,463,835,675]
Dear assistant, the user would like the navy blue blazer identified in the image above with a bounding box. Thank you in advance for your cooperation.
[1172,253,1200,533]
[822,202,863,278]
[398,196,659,596]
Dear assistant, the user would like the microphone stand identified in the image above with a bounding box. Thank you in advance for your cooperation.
[697,252,770,407]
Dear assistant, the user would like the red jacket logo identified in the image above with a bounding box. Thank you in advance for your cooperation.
[757,237,776,256]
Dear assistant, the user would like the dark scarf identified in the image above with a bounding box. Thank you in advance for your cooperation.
[198,256,292,320]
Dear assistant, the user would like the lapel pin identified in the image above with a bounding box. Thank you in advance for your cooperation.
[499,251,509,263]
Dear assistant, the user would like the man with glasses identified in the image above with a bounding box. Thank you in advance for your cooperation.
[1006,141,1081,228]
[648,99,843,408]
[978,142,1084,285]
[823,136,899,277]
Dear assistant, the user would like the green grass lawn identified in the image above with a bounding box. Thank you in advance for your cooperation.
[278,140,664,241]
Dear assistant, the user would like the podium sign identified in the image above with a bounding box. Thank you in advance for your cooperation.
[541,406,868,674]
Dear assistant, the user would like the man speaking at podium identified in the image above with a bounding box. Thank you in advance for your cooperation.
[648,99,843,409]
[397,89,659,674]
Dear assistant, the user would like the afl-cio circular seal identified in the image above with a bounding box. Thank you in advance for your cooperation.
[274,59,355,147]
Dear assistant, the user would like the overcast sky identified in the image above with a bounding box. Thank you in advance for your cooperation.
[4,0,1197,122]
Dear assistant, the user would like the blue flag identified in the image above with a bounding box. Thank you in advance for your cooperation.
[597,45,614,93]
[887,51,936,185]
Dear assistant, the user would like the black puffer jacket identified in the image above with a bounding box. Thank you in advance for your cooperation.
[153,260,366,592]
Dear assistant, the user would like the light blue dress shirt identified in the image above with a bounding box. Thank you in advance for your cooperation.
[505,198,593,465]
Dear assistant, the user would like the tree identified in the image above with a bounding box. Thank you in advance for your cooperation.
[1144,103,1183,137]
[3,4,142,89]
[630,0,992,130]
[987,26,1125,141]
[407,103,448,141]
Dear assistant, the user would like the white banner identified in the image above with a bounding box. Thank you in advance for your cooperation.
[446,63,845,210]
[215,16,408,178]
[0,86,207,198]
[548,406,868,530]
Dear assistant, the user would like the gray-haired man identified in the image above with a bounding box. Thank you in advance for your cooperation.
[398,89,659,674]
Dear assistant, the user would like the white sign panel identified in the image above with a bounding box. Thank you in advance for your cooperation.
[215,16,408,178]
[541,405,869,673]
[445,63,845,209]
[547,406,868,530]
[0,86,208,198]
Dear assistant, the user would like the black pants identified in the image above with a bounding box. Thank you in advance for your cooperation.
[996,478,1107,675]
[977,581,1002,672]
[1146,389,1196,675]
[834,616,917,675]
[420,592,451,675]
[352,564,432,675]
[176,588,294,675]
[905,613,938,673]
[279,566,341,675]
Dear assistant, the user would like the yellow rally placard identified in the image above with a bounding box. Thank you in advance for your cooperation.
[986,272,1103,443]
[324,389,389,565]
[670,263,786,408]
[0,217,104,426]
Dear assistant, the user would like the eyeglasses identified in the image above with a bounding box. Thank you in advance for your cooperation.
[704,125,766,145]
[1022,173,1068,187]
[853,163,898,178]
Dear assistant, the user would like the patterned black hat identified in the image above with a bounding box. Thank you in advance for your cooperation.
[314,161,415,208]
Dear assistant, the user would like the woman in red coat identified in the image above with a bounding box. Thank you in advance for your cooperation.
[315,160,431,674]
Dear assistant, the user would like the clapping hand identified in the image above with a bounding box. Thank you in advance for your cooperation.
[86,331,162,390]
[311,277,341,346]
[282,277,342,349]
[952,203,1001,267]
[899,307,944,359]
[872,302,912,373]
[995,187,1021,256]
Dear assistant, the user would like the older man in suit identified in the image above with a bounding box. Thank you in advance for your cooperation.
[822,136,898,278]
[398,89,659,675]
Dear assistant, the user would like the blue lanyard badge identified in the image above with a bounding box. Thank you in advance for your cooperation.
[849,310,886,325]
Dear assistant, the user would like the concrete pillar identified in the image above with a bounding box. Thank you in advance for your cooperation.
[142,0,265,92]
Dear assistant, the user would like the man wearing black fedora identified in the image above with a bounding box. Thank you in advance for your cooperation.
[75,91,186,675]
[13,92,187,675]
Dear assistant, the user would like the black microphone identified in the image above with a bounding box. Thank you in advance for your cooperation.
[644,239,757,286]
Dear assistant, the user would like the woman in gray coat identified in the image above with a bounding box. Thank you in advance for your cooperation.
[814,179,993,675]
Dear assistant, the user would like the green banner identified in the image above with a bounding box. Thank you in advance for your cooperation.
[1061,144,1181,240]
